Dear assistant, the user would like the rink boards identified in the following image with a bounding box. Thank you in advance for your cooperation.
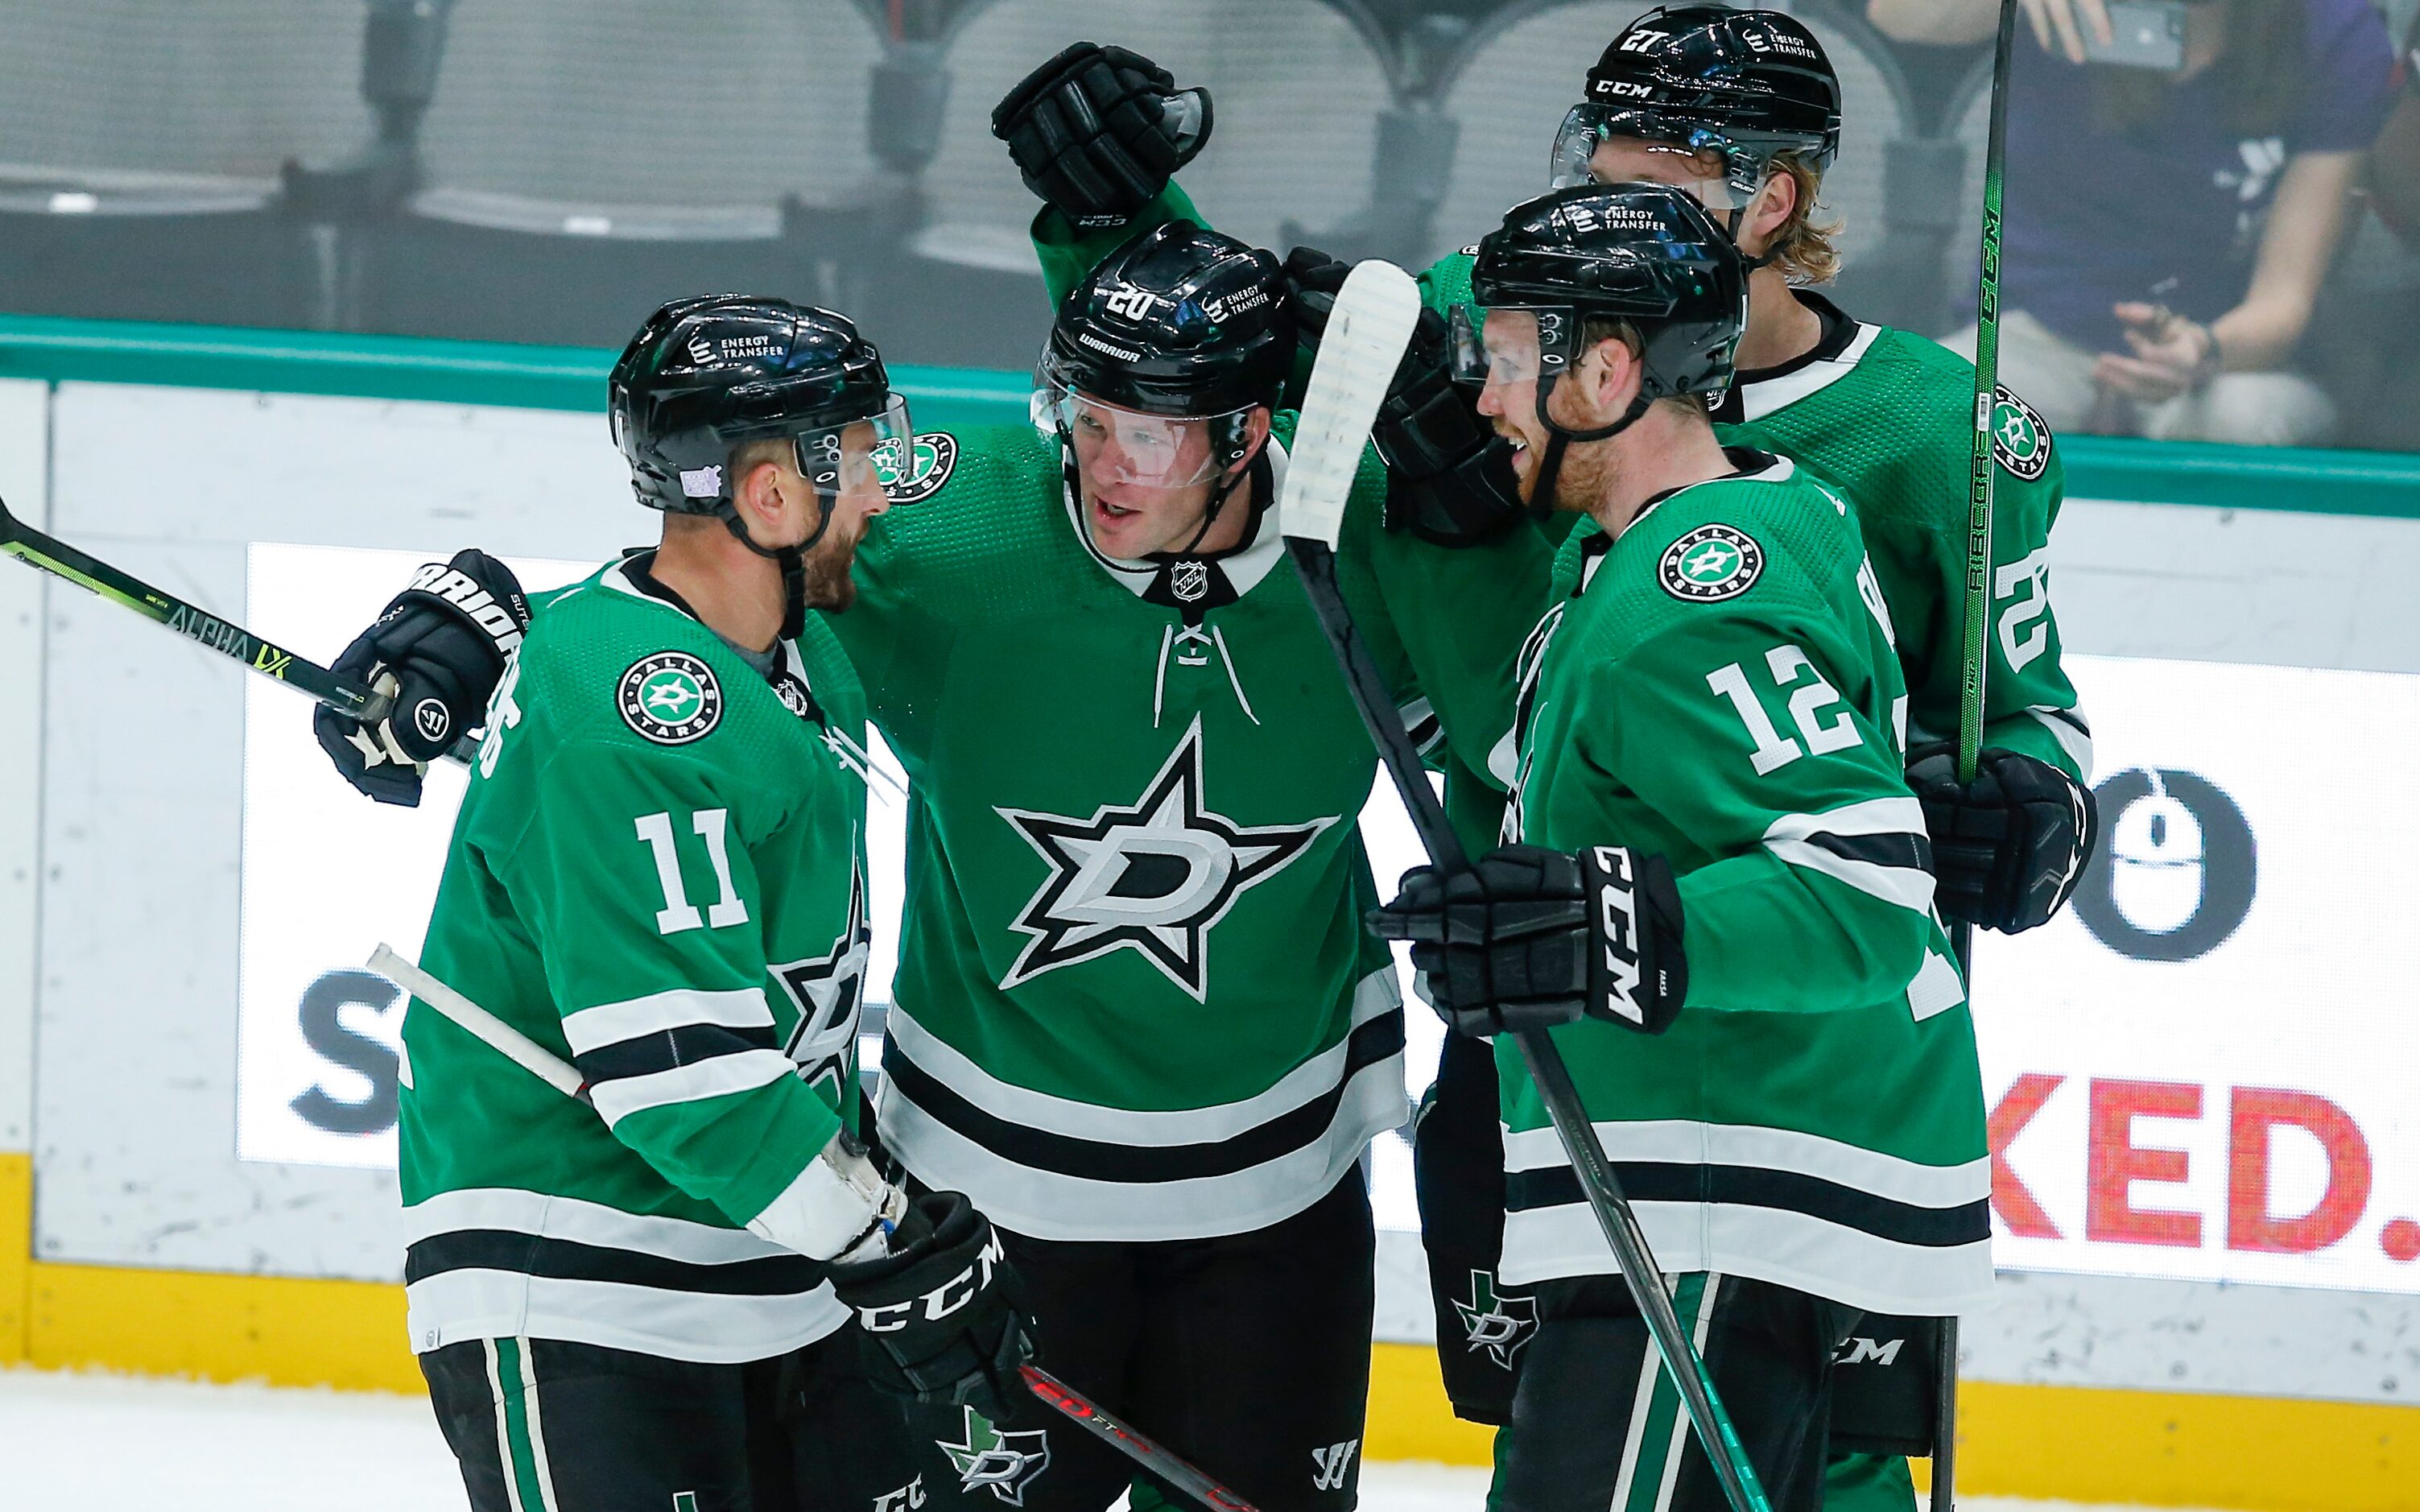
[4,317,2420,1510]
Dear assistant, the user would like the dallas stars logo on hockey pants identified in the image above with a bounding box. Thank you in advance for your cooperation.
[938,1407,1051,1506]
[1452,1269,1539,1369]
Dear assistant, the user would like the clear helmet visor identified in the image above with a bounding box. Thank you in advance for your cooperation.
[1547,104,1757,207]
[1039,381,1253,493]
[795,391,914,503]
[1448,305,1576,391]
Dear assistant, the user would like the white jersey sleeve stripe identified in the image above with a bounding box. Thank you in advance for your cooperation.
[1761,797,1936,913]
[561,986,774,1057]
[588,1048,795,1129]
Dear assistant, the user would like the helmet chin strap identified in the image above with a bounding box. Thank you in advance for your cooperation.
[720,480,838,642]
[1524,374,1652,520]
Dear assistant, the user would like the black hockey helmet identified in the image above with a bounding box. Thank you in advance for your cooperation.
[1552,6,1842,199]
[611,294,910,524]
[609,295,911,634]
[1452,183,1748,509]
[1038,220,1294,468]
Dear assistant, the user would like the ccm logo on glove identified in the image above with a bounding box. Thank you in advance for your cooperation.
[856,1228,1005,1332]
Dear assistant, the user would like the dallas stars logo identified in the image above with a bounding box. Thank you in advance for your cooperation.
[1990,384,2053,481]
[773,862,869,1097]
[617,651,723,744]
[995,717,1333,1000]
[1657,525,1764,603]
[937,1407,1051,1506]
[874,431,959,504]
[1452,1270,1538,1369]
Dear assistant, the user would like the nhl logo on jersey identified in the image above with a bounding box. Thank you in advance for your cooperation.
[1169,559,1211,602]
[618,651,724,745]
[875,432,959,505]
[1658,525,1764,603]
[1990,386,2053,481]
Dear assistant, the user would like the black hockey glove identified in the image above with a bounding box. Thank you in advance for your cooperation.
[1904,742,2098,934]
[991,42,1212,230]
[1368,845,1687,1038]
[830,1191,1034,1427]
[1282,246,1524,547]
[312,549,527,807]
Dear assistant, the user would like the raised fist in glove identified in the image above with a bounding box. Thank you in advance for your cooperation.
[312,549,527,807]
[992,42,1211,229]
[1904,742,2098,934]
[830,1191,1034,1427]
[1282,247,1524,546]
[1367,845,1687,1038]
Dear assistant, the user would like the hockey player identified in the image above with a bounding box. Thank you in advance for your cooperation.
[1371,180,1995,1512]
[318,242,1548,1512]
[361,296,1027,1512]
[992,21,2095,1497]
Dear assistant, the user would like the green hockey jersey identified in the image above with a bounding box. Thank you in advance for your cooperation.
[828,419,1544,1241]
[1500,454,1993,1317]
[401,554,878,1363]
[1037,189,2090,786]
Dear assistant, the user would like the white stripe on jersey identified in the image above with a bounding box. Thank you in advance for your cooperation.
[407,1269,847,1365]
[1761,797,1935,913]
[403,1187,800,1266]
[1501,1119,1988,1208]
[588,1048,795,1129]
[883,968,1401,1148]
[561,986,774,1057]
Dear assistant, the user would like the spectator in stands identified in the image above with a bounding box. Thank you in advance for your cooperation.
[2366,6,2420,243]
[1870,0,2395,447]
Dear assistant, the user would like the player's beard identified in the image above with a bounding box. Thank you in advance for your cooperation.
[1551,433,1620,517]
[798,514,865,612]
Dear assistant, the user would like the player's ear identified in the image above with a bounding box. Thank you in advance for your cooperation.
[1742,167,1798,258]
[735,454,788,531]
[1581,335,1644,424]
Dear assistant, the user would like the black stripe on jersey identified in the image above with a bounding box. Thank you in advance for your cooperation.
[1803,829,1935,875]
[882,1010,1406,1184]
[572,1022,780,1085]
[1505,1163,1988,1248]
[406,1229,823,1296]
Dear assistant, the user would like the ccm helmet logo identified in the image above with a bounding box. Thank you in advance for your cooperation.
[1592,846,1645,1027]
[854,1231,1002,1332]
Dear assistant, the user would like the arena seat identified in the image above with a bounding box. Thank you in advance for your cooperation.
[356,0,882,349]
[887,0,1395,370]
[0,0,362,328]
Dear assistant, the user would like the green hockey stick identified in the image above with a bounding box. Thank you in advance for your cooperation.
[1278,262,1772,1512]
[1939,6,2023,1506]
[0,493,474,765]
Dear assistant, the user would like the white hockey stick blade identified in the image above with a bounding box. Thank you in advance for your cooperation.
[1278,259,1423,551]
[368,942,589,1101]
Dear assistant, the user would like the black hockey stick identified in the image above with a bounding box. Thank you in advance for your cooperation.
[0,492,475,766]
[1278,262,1772,1512]
[369,946,1262,1512]
[1937,6,2022,1505]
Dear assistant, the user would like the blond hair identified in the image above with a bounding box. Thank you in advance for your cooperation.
[1765,152,1842,287]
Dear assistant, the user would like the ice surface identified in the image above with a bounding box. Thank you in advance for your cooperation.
[0,1365,2215,1512]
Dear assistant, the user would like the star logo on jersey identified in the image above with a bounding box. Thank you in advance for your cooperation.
[995,717,1335,1001]
[773,862,870,1097]
[1452,1270,1538,1369]
[1990,385,2054,481]
[937,1408,1051,1506]
[618,652,724,744]
[1658,525,1764,603]
[876,431,959,505]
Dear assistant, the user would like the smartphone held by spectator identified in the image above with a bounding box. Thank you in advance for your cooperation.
[1871,0,2397,447]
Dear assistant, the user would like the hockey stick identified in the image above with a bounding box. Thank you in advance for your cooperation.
[1277,262,1772,1512]
[1935,7,2021,1506]
[0,493,475,766]
[366,944,1260,1512]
